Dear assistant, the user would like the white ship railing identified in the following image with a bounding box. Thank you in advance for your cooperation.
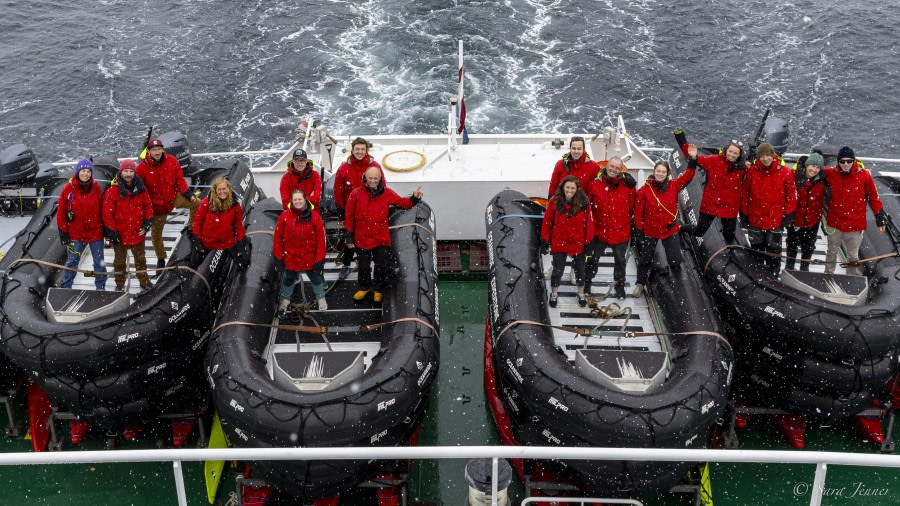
[48,148,900,170]
[0,445,897,506]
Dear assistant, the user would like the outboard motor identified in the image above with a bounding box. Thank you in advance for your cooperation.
[811,145,840,167]
[90,155,121,183]
[0,144,40,184]
[158,131,196,176]
[760,116,789,155]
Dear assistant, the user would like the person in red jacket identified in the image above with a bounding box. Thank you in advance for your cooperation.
[633,155,698,297]
[102,159,154,291]
[57,159,108,290]
[739,143,797,275]
[191,178,247,266]
[541,176,594,308]
[333,137,385,279]
[136,138,199,270]
[679,140,746,244]
[823,146,887,275]
[279,148,322,210]
[547,137,602,198]
[274,190,327,312]
[586,158,636,299]
[345,167,422,302]
[785,153,826,271]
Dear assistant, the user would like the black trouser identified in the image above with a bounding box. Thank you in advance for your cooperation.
[550,252,586,288]
[636,235,683,285]
[356,246,395,291]
[748,227,783,275]
[585,239,629,289]
[681,212,737,244]
[786,223,819,271]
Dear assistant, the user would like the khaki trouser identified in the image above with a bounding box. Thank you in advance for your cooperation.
[150,194,200,259]
[825,229,864,275]
[113,242,150,287]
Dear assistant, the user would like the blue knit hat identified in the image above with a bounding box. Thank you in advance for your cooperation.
[75,159,93,173]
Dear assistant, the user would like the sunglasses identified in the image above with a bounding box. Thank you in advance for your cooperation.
[730,140,744,147]
[838,159,854,165]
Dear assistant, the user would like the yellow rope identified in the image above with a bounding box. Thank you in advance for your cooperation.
[382,150,427,172]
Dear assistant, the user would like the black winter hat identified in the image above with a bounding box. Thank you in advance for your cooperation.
[837,146,855,161]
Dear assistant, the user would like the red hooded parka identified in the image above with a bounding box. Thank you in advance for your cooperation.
[273,205,326,272]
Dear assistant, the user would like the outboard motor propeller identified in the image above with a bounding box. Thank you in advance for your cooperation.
[761,116,789,155]
[158,131,196,176]
[0,144,40,184]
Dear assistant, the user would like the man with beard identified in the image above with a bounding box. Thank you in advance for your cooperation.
[103,159,154,291]
[136,138,199,269]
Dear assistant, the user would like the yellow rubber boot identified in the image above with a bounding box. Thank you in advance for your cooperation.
[373,291,383,303]
[353,289,371,301]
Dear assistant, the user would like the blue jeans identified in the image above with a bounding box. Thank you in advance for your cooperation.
[60,239,108,290]
[280,269,325,301]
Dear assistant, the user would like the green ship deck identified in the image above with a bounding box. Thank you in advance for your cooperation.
[1,277,899,505]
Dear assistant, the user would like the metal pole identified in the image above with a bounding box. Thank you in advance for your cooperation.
[173,460,188,506]
[491,457,499,506]
[809,462,827,506]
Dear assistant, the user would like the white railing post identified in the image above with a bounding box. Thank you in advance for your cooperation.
[809,462,828,506]
[173,460,188,506]
[491,457,499,506]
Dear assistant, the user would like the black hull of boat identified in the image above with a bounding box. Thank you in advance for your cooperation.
[0,160,262,429]
[205,199,439,501]
[484,190,733,498]
[671,149,900,419]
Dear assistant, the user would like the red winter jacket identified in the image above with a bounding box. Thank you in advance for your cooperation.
[192,196,245,250]
[273,205,326,272]
[345,181,416,250]
[136,153,191,216]
[548,154,601,198]
[588,170,636,244]
[333,155,384,210]
[740,156,797,231]
[823,163,884,232]
[541,198,594,256]
[102,175,153,247]
[58,176,105,243]
[635,166,696,239]
[680,144,745,218]
[279,161,322,210]
[792,170,827,229]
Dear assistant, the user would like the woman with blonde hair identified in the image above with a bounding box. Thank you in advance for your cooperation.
[191,177,247,266]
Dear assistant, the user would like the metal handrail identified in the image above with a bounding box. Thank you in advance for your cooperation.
[2,445,898,506]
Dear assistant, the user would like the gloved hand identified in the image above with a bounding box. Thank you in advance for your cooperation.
[313,260,325,274]
[739,214,750,228]
[189,230,204,253]
[345,230,355,248]
[183,190,195,201]
[540,239,550,255]
[139,219,153,236]
[59,231,71,246]
[632,228,645,243]
[104,227,121,244]
[781,213,795,229]
[623,172,637,189]
[876,210,889,228]
[274,257,285,272]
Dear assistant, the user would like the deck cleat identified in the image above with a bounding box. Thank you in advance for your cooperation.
[855,414,885,444]
[69,419,90,445]
[774,415,806,448]
[171,418,196,447]
[123,425,142,441]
